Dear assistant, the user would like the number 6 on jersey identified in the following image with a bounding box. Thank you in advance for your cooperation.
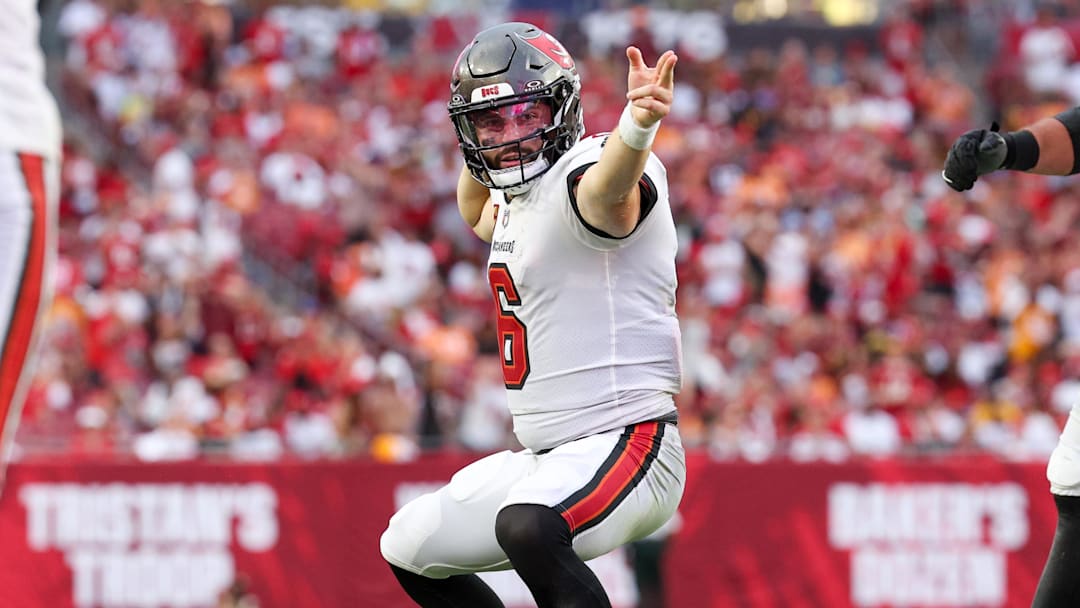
[488,263,530,389]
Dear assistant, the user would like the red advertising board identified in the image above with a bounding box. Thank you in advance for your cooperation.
[669,457,1055,608]
[0,454,1056,608]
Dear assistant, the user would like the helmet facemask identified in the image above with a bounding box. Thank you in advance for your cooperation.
[448,23,584,195]
[452,94,565,195]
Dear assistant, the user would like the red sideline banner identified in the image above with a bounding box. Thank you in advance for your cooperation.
[0,455,1056,608]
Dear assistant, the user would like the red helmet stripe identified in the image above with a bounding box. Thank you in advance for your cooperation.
[520,32,575,70]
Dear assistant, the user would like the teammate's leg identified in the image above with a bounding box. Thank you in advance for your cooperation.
[626,535,668,608]
[0,151,55,493]
[1032,403,1080,607]
[495,503,610,608]
[1031,495,1080,607]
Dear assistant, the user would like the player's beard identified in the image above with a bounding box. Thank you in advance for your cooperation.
[496,139,543,168]
[489,154,549,195]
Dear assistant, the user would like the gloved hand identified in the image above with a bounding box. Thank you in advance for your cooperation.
[942,123,1009,191]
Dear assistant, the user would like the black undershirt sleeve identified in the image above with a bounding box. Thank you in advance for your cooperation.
[565,162,659,239]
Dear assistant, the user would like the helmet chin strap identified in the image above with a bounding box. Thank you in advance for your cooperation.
[489,157,549,195]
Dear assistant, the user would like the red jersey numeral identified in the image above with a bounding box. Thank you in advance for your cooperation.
[488,263,530,389]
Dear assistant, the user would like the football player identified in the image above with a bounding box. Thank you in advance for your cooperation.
[0,0,61,494]
[944,109,1080,607]
[381,22,685,608]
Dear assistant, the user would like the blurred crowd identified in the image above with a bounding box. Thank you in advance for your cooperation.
[20,0,1080,463]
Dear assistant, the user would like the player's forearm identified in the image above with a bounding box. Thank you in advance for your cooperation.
[1026,116,1076,175]
[1000,109,1080,176]
[457,165,489,227]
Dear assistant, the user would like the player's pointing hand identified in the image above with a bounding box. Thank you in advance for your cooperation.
[626,46,677,129]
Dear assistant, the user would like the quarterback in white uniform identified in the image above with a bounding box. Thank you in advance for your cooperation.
[0,0,61,493]
[381,22,686,608]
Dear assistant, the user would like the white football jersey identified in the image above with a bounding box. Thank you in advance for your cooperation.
[0,0,62,159]
[487,134,682,451]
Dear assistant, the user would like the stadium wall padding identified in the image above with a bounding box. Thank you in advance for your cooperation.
[0,454,1055,608]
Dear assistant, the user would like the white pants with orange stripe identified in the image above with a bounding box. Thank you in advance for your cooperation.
[0,149,57,490]
[381,417,685,578]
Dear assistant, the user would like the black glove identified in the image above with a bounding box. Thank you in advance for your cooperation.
[942,123,1009,191]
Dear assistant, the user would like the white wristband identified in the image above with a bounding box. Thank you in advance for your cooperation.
[618,104,659,151]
